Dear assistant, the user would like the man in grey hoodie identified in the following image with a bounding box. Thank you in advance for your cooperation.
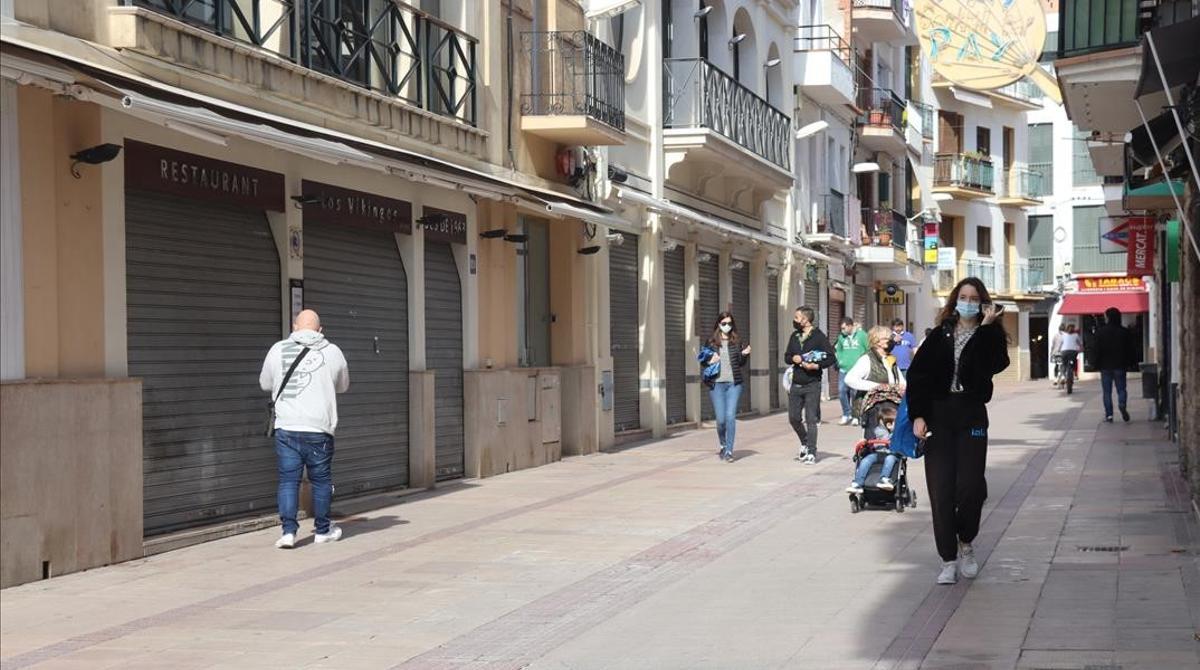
[260,310,350,549]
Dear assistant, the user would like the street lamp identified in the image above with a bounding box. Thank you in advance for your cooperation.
[796,120,829,139]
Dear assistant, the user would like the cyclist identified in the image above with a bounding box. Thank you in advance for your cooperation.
[1050,324,1066,387]
[1059,324,1082,392]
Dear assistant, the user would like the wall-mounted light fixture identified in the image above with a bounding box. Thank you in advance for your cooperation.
[795,120,829,139]
[479,229,508,239]
[660,238,679,252]
[504,233,529,244]
[606,232,625,246]
[764,58,781,69]
[607,164,629,183]
[730,260,746,271]
[289,194,322,209]
[852,161,881,173]
[698,252,714,263]
[577,246,602,255]
[729,33,746,48]
[694,5,712,19]
[69,143,122,179]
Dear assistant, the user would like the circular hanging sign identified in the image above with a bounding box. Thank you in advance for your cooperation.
[912,0,1062,103]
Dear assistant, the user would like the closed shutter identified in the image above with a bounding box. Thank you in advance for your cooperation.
[425,242,464,481]
[768,273,781,410]
[804,281,820,317]
[854,285,869,327]
[731,260,752,413]
[609,236,640,432]
[697,253,720,421]
[663,246,687,425]
[303,221,409,497]
[828,299,845,397]
[127,191,282,536]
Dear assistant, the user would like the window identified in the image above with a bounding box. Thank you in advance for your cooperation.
[1072,206,1126,273]
[938,111,963,153]
[977,226,992,256]
[518,218,552,367]
[976,127,991,156]
[1028,123,1053,195]
[1028,214,1054,282]
[1073,126,1100,186]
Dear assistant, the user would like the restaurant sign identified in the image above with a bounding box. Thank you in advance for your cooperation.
[124,140,285,211]
[1078,277,1145,292]
[420,206,468,245]
[300,180,412,234]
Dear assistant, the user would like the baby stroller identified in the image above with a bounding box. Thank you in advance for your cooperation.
[848,387,917,514]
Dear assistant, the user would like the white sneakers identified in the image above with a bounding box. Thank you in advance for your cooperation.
[846,482,864,494]
[838,416,852,426]
[877,477,895,491]
[937,561,958,585]
[959,542,979,579]
[315,525,343,544]
[275,524,342,549]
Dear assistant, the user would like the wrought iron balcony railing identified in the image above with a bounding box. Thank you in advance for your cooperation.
[127,0,478,126]
[860,207,906,251]
[934,153,995,192]
[817,191,847,237]
[860,87,904,134]
[521,31,625,132]
[795,24,853,67]
[853,0,905,21]
[663,58,791,170]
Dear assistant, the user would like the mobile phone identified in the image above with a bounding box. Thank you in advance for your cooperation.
[986,303,1006,316]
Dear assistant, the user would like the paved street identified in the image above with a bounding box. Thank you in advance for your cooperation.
[1,381,1197,670]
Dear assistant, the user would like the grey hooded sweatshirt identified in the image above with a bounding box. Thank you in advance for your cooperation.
[259,329,350,435]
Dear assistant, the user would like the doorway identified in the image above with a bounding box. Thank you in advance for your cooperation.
[1030,315,1049,379]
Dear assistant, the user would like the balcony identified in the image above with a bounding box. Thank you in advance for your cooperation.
[858,88,906,154]
[1058,0,1142,59]
[115,0,482,155]
[997,165,1046,207]
[808,191,850,246]
[663,58,793,209]
[520,31,626,146]
[855,207,910,266]
[935,260,1048,296]
[851,0,911,44]
[989,78,1044,110]
[933,153,995,200]
[794,25,857,109]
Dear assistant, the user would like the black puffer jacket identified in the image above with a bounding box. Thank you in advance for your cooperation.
[905,319,1009,421]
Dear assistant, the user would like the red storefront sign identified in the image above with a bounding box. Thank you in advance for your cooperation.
[1126,218,1156,276]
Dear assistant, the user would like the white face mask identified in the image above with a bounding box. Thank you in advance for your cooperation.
[719,323,733,334]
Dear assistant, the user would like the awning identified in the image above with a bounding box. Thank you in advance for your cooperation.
[1059,291,1149,315]
[949,87,993,109]
[1134,16,1200,98]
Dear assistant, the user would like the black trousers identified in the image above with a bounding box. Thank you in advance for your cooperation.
[923,394,990,562]
[789,381,822,454]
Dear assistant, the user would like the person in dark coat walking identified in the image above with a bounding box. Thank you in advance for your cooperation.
[906,277,1009,585]
[784,306,836,464]
[1094,307,1137,423]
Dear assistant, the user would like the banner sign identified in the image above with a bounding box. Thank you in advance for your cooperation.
[300,180,412,233]
[937,247,957,271]
[1100,216,1155,254]
[1126,218,1156,276]
[923,221,940,265]
[1078,277,1145,292]
[125,140,285,211]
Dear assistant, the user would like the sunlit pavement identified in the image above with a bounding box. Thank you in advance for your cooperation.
[2,381,1197,669]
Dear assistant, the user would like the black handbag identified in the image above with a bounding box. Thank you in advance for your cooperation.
[265,347,309,437]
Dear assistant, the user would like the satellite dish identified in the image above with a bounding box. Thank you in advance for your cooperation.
[912,0,1062,104]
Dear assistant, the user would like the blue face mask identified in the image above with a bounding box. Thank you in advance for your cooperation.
[956,300,981,319]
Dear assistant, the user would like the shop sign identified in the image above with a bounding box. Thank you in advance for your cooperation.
[923,220,940,265]
[420,206,468,244]
[937,247,957,271]
[878,284,906,305]
[1126,219,1156,276]
[1078,277,1145,292]
[125,140,285,211]
[300,180,411,233]
[1100,215,1155,254]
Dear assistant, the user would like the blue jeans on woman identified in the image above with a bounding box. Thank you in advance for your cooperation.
[855,451,899,486]
[275,429,335,535]
[709,382,743,458]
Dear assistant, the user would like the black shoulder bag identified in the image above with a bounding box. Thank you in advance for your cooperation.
[265,347,309,437]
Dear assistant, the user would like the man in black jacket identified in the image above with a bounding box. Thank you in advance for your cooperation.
[1094,307,1136,422]
[785,306,837,463]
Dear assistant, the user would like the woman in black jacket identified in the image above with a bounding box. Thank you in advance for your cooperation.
[703,312,751,462]
[906,277,1009,585]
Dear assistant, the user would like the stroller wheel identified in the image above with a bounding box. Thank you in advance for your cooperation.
[909,490,918,508]
[894,495,905,513]
[850,497,861,514]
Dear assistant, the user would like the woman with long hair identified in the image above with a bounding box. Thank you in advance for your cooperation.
[905,277,1009,585]
[699,311,751,462]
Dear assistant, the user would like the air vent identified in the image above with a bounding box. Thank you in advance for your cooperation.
[1076,545,1129,552]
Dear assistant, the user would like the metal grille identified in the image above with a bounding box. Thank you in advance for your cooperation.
[126,191,281,536]
[854,285,869,328]
[731,260,752,413]
[768,273,781,410]
[609,237,640,432]
[303,219,410,497]
[520,31,625,132]
[697,253,721,421]
[425,241,464,481]
[828,298,845,398]
[663,246,687,425]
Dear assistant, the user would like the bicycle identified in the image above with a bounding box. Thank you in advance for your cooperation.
[1060,350,1079,394]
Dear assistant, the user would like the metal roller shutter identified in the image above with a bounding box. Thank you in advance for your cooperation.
[828,299,845,397]
[767,273,781,410]
[804,281,820,317]
[425,242,465,481]
[731,261,752,413]
[697,253,720,421]
[303,221,409,497]
[609,236,641,432]
[663,246,687,425]
[854,285,869,327]
[127,191,282,536]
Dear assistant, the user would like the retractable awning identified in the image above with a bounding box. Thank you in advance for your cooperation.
[1059,291,1149,315]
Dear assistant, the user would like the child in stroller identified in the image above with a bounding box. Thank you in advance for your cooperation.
[846,388,916,513]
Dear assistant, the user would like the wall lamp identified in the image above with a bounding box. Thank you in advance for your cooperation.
[795,120,829,139]
[730,260,746,271]
[504,234,529,244]
[479,229,508,239]
[577,246,602,255]
[69,143,122,179]
[764,58,781,69]
[852,161,881,173]
[729,33,746,48]
[290,194,321,209]
[694,5,712,18]
[698,252,714,263]
[606,232,625,246]
[660,238,679,252]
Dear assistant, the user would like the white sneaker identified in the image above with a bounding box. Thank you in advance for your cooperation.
[877,477,895,491]
[937,560,958,585]
[838,416,851,426]
[851,418,860,427]
[846,482,864,494]
[314,525,342,544]
[959,542,979,579]
[803,453,816,465]
[275,533,296,549]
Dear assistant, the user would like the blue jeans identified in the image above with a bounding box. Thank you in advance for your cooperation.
[709,382,743,458]
[1100,369,1128,418]
[838,373,855,419]
[275,429,335,535]
[855,452,899,486]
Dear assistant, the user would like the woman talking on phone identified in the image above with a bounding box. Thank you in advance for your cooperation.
[905,277,1009,585]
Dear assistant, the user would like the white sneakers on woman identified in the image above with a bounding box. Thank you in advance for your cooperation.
[937,561,958,585]
[937,542,980,585]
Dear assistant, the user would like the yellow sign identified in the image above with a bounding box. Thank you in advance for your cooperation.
[879,286,907,305]
[924,247,938,264]
[913,0,1061,103]
[1079,277,1145,292]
